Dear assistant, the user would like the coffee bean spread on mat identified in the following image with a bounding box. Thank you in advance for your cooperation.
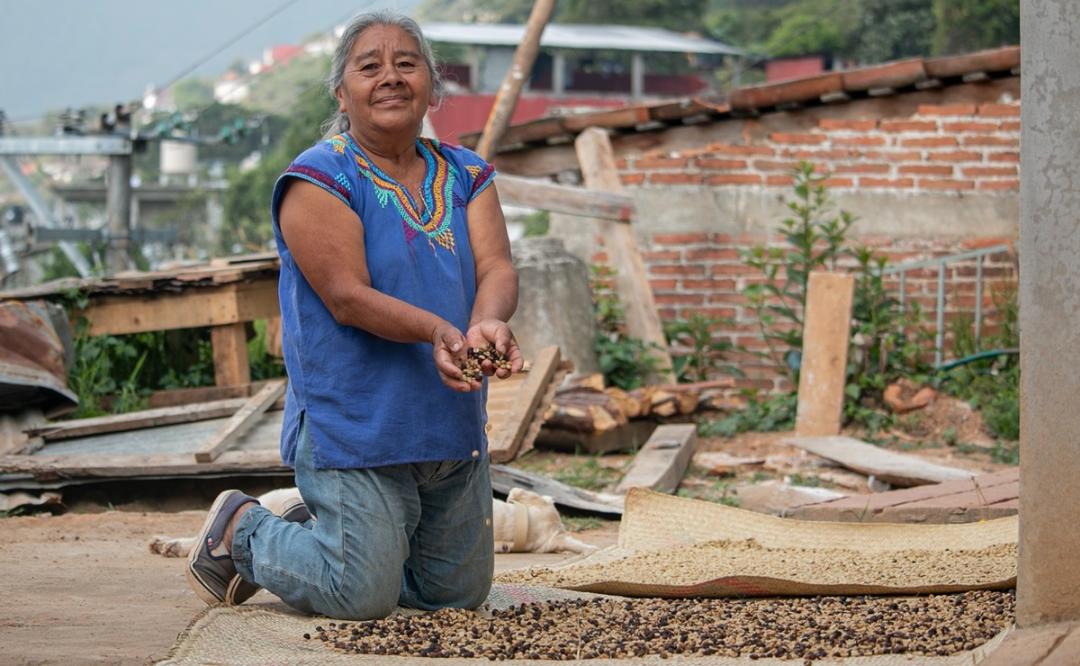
[311,591,1012,661]
[459,344,513,383]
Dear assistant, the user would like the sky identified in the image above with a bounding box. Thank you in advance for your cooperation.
[0,0,421,122]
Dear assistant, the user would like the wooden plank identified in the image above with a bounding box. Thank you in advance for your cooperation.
[79,279,279,336]
[615,424,697,494]
[147,382,269,408]
[194,379,286,463]
[211,322,251,388]
[25,398,251,442]
[575,127,675,383]
[487,346,561,464]
[794,468,1018,514]
[785,435,975,487]
[490,464,624,516]
[495,174,635,222]
[795,272,855,437]
[0,449,287,480]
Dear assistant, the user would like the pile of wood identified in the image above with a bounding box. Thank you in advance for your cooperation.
[542,378,739,435]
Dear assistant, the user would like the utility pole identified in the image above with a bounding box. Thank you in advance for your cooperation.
[105,111,133,273]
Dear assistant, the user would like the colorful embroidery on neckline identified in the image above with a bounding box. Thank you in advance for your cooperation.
[334,134,456,253]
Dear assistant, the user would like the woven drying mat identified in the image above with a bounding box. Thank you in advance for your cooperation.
[158,583,1010,665]
[497,489,1017,597]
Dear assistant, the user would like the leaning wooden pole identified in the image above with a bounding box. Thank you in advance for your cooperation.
[474,0,556,161]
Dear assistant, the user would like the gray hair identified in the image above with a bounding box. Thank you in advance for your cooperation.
[321,10,444,138]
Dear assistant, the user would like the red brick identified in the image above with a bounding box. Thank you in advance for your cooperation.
[859,177,915,189]
[977,180,1020,191]
[831,136,887,147]
[880,120,938,132]
[710,264,753,275]
[917,104,977,116]
[683,278,740,290]
[918,178,975,190]
[655,294,705,305]
[704,281,739,294]
[637,157,690,169]
[710,233,736,243]
[686,248,741,261]
[927,151,982,162]
[619,173,645,186]
[766,175,795,186]
[770,132,826,145]
[978,103,1020,117]
[614,158,628,169]
[899,165,954,176]
[651,265,705,277]
[1000,121,1020,131]
[658,308,678,320]
[900,137,958,148]
[989,152,1020,163]
[648,279,678,291]
[694,307,738,319]
[696,158,748,170]
[880,150,923,162]
[642,250,681,261]
[963,166,1018,177]
[705,174,763,186]
[818,118,877,131]
[943,121,998,133]
[833,163,891,174]
[704,143,775,156]
[752,159,801,172]
[822,177,855,188]
[591,252,609,263]
[649,173,703,185]
[781,149,852,160]
[961,136,1018,147]
[653,233,709,244]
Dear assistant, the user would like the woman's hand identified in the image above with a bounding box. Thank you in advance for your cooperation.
[465,319,525,379]
[431,322,478,392]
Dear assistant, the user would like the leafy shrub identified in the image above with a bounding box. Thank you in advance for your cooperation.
[664,312,742,383]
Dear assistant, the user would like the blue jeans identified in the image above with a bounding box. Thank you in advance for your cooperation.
[232,422,494,619]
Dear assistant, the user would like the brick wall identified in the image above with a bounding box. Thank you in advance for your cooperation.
[599,100,1021,391]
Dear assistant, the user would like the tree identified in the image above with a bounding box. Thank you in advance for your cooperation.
[851,0,935,64]
[763,0,861,58]
[931,0,1019,56]
[172,78,214,111]
[220,82,336,254]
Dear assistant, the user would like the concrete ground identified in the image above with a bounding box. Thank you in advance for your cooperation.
[0,510,617,665]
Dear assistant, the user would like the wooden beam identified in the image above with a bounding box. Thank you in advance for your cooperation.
[574,127,675,383]
[785,435,975,488]
[211,322,251,388]
[795,272,855,437]
[490,464,624,516]
[25,398,251,442]
[474,0,556,160]
[495,174,635,221]
[78,279,278,336]
[615,424,697,494]
[194,379,286,462]
[0,449,287,480]
[488,346,560,463]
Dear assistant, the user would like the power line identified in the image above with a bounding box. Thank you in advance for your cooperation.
[158,0,301,92]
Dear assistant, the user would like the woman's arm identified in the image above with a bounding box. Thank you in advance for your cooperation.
[278,180,474,391]
[465,184,524,377]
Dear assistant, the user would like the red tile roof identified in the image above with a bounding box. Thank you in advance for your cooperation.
[459,46,1020,153]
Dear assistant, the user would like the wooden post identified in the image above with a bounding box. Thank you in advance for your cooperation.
[474,0,556,160]
[794,272,855,437]
[211,323,250,388]
[574,127,676,383]
[194,380,286,463]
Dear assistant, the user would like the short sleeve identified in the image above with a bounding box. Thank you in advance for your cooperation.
[447,145,496,202]
[271,137,357,223]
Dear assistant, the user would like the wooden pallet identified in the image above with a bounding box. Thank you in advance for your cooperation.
[785,468,1018,524]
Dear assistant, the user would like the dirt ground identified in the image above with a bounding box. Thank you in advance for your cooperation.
[0,509,618,665]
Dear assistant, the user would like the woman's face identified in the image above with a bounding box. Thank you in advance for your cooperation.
[336,24,433,139]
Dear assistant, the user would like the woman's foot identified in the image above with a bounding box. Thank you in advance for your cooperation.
[185,490,259,605]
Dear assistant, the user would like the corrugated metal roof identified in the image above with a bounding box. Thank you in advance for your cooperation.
[422,23,743,56]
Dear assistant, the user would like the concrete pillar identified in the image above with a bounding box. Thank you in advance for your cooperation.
[630,53,645,100]
[105,152,133,273]
[1017,0,1080,627]
[552,51,566,96]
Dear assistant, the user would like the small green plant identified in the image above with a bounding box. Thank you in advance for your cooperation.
[589,264,660,390]
[676,479,741,507]
[663,312,742,383]
[554,455,623,491]
[561,516,607,532]
[520,210,550,237]
[991,440,1020,465]
[788,473,825,488]
[698,391,798,437]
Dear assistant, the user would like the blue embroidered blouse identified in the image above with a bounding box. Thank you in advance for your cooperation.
[271,133,496,469]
